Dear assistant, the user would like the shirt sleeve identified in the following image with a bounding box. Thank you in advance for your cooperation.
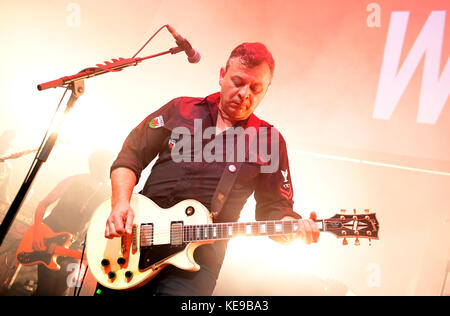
[110,100,173,183]
[254,131,301,221]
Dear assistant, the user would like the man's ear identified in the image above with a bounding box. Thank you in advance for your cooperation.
[219,67,226,86]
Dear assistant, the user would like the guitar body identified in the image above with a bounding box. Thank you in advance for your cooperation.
[86,194,380,291]
[16,224,73,270]
[86,194,213,291]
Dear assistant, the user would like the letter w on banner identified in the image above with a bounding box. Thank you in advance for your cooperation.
[373,11,450,124]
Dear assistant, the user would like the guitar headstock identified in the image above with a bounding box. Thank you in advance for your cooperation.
[322,209,379,246]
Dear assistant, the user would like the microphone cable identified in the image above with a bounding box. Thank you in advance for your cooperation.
[132,24,170,58]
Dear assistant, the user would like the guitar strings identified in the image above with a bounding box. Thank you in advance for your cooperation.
[132,220,304,243]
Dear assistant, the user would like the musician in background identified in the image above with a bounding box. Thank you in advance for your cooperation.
[32,149,114,296]
[0,130,17,211]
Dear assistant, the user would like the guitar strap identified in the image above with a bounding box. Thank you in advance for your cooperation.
[210,121,261,220]
[210,161,244,220]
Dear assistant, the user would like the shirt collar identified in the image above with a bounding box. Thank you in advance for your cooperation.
[198,92,261,129]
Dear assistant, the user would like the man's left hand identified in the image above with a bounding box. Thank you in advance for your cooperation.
[271,212,320,245]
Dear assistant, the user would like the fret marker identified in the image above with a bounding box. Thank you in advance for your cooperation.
[228,226,233,236]
[196,227,200,240]
[246,225,252,235]
[259,224,267,234]
[275,223,282,233]
[213,226,217,238]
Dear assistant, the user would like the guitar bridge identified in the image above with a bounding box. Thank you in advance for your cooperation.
[132,224,138,252]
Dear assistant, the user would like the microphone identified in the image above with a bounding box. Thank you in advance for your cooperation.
[167,25,201,64]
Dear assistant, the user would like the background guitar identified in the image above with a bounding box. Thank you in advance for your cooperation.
[16,223,82,270]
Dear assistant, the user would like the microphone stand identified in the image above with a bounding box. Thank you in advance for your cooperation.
[0,46,185,246]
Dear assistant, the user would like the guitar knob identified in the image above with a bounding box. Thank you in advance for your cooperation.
[108,271,116,280]
[117,257,126,265]
[125,271,133,279]
[101,259,110,267]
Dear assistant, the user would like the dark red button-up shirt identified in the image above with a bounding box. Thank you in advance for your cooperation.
[111,92,300,223]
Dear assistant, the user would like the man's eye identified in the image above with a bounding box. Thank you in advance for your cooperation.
[251,86,263,94]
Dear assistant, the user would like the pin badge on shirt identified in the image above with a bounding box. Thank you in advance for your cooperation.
[149,115,165,128]
[228,164,237,173]
[168,138,176,149]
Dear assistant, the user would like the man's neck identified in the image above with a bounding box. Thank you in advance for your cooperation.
[216,110,235,135]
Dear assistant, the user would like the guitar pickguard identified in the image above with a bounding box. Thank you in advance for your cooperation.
[17,251,53,266]
[139,244,187,270]
[17,233,71,267]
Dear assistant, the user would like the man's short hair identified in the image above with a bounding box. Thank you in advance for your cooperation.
[226,42,275,76]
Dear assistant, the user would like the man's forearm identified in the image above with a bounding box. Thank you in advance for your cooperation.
[111,167,137,208]
[34,202,47,225]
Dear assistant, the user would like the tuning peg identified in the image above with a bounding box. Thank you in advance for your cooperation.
[342,237,348,246]
[354,237,360,246]
[364,209,370,214]
[368,238,372,246]
[340,209,346,214]
[352,209,358,221]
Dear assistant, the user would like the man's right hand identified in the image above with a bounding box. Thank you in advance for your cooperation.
[104,201,135,239]
[32,224,47,251]
[106,167,138,238]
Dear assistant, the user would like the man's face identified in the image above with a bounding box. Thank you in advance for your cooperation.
[219,58,272,123]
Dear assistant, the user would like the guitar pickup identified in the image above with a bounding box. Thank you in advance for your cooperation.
[140,223,153,247]
[170,222,183,246]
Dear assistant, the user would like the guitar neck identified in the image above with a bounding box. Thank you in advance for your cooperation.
[182,219,325,242]
[54,246,82,260]
[138,212,378,247]
[0,148,38,162]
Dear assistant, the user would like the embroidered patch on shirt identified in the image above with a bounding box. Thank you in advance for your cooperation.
[280,169,293,200]
[149,115,164,128]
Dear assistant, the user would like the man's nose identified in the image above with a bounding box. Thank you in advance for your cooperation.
[238,85,250,101]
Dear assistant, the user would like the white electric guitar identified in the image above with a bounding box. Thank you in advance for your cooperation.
[86,194,379,290]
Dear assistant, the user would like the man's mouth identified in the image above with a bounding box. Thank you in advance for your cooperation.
[230,101,248,110]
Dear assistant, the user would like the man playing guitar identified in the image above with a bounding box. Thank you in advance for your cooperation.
[98,42,320,296]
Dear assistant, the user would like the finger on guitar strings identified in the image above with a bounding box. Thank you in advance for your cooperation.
[302,219,313,244]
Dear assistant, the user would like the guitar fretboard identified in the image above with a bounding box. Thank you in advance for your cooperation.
[182,220,324,242]
[138,213,379,248]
